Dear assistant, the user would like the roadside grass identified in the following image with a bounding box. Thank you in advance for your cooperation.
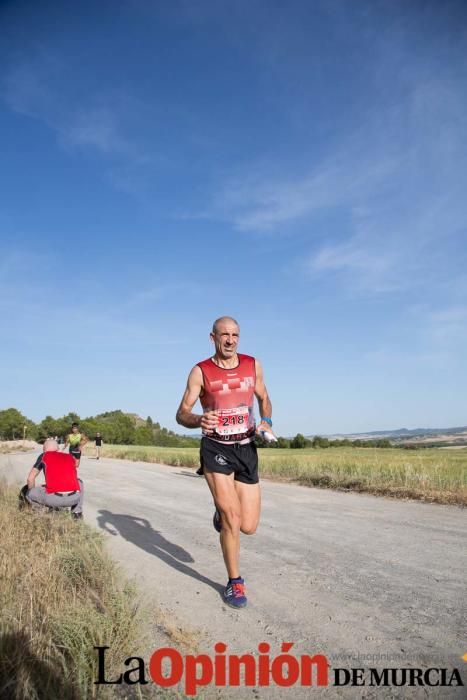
[94,444,467,506]
[90,444,200,470]
[0,441,38,454]
[0,481,151,700]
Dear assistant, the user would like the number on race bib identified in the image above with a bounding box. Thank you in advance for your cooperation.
[216,407,250,436]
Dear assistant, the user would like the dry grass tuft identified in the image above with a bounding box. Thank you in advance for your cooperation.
[0,481,148,699]
[155,610,199,655]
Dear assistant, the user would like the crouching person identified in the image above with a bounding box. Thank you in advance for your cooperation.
[25,438,84,520]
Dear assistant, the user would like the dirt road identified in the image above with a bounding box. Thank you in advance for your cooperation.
[3,451,466,698]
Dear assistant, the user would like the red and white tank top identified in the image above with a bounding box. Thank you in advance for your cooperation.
[197,354,256,443]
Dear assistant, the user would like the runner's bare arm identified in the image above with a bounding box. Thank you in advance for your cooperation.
[254,359,274,433]
[80,433,88,449]
[176,366,218,431]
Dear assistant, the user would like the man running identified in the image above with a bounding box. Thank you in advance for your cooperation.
[176,316,275,608]
[64,422,87,467]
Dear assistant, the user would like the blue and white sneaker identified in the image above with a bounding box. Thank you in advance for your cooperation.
[223,578,247,608]
[213,508,222,533]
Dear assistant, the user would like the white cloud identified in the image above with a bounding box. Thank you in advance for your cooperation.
[202,65,467,294]
[308,237,404,293]
[3,56,59,116]
[209,151,398,233]
[2,55,133,158]
[58,108,126,154]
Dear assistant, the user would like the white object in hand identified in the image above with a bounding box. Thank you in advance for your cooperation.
[260,430,278,443]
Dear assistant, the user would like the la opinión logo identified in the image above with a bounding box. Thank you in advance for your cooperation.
[95,643,465,695]
[94,642,329,695]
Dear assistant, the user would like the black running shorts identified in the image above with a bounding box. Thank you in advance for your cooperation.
[198,437,259,485]
[70,448,81,460]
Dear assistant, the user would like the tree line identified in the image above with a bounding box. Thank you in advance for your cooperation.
[0,408,199,447]
[0,408,393,449]
[257,433,393,449]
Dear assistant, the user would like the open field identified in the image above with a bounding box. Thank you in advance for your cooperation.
[87,444,467,505]
[0,482,149,700]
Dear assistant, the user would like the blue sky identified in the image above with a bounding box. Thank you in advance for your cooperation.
[1,0,466,435]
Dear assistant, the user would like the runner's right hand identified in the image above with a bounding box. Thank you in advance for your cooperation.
[200,410,218,432]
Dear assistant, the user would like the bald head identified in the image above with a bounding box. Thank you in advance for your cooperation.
[43,438,59,452]
[210,316,240,362]
[212,316,239,334]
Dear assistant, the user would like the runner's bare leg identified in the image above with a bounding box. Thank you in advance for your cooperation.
[204,470,261,578]
[204,470,241,578]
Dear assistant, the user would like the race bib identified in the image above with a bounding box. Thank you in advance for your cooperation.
[216,407,249,436]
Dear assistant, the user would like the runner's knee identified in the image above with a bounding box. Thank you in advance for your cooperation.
[240,522,258,535]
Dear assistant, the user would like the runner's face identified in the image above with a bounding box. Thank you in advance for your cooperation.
[211,323,240,359]
[72,427,78,433]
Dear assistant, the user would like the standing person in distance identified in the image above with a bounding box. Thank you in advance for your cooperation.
[176,316,275,609]
[64,422,87,468]
[95,432,103,460]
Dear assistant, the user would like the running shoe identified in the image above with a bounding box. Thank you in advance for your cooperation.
[213,508,222,533]
[223,578,247,608]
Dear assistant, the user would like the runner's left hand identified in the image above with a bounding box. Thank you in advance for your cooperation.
[256,421,276,438]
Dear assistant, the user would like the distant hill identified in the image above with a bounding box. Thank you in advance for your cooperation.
[90,410,197,447]
[316,425,466,438]
[124,412,147,428]
[315,425,467,447]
